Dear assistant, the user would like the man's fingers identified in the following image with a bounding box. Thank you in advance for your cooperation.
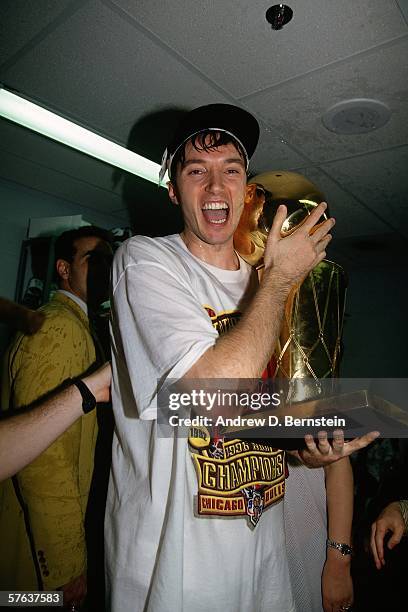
[269,204,288,242]
[310,218,335,243]
[332,429,345,453]
[288,450,301,462]
[298,429,379,467]
[343,431,380,455]
[313,236,332,260]
[313,251,327,268]
[388,527,404,549]
[317,431,331,455]
[304,434,319,455]
[375,524,388,567]
[370,523,383,569]
[301,201,328,232]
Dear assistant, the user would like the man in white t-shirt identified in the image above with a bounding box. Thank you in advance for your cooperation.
[105,104,378,612]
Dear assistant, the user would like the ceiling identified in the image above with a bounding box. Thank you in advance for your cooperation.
[1,0,408,267]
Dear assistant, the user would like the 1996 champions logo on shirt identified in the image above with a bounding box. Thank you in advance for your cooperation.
[189,429,285,528]
[188,304,287,529]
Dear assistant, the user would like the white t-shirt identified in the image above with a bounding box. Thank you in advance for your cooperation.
[105,234,295,612]
[285,464,326,612]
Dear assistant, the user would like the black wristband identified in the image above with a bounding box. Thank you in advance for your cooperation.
[72,378,97,414]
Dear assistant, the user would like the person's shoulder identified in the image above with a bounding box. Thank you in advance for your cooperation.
[112,234,197,293]
[36,296,88,337]
[40,294,79,318]
[113,234,185,272]
[33,297,66,326]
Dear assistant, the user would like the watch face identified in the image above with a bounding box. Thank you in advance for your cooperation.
[84,397,96,412]
[328,540,352,555]
[342,545,353,555]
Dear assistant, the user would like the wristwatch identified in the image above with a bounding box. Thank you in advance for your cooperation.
[72,378,97,414]
[326,539,353,556]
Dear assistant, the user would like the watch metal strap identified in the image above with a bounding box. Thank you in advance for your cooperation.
[73,378,96,414]
[326,539,353,556]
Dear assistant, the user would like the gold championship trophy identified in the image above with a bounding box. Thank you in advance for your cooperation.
[235,171,347,403]
[234,171,348,610]
[248,171,347,393]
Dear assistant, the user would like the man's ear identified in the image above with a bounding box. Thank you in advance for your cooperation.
[167,181,179,206]
[56,259,70,281]
[244,183,257,205]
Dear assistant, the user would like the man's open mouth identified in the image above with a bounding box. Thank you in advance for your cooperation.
[202,202,229,225]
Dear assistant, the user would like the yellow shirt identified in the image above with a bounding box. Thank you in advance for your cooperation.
[0,292,98,590]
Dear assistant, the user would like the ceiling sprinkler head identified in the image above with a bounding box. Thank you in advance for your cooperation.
[266,4,293,30]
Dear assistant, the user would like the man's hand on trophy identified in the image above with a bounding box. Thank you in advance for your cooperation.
[288,429,380,468]
[263,201,335,288]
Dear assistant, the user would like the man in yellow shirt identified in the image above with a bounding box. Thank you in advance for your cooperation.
[0,226,112,609]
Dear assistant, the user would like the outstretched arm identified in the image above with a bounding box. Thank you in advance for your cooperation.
[321,458,354,612]
[0,362,111,481]
[0,296,45,334]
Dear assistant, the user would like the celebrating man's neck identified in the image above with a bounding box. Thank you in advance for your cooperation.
[180,232,239,271]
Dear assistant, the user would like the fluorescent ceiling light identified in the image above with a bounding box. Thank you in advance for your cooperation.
[0,86,167,186]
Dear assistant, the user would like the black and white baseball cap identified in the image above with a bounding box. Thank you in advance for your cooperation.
[160,103,260,181]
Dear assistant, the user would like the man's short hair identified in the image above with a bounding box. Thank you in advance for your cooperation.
[54,226,112,264]
[170,130,247,180]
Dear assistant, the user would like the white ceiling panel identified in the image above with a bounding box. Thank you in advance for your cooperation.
[0,0,406,246]
[1,0,230,144]
[112,0,407,98]
[244,36,408,163]
[396,0,408,23]
[0,118,122,195]
[320,145,408,234]
[0,148,125,220]
[0,0,76,66]
[292,165,393,239]
[250,132,310,174]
